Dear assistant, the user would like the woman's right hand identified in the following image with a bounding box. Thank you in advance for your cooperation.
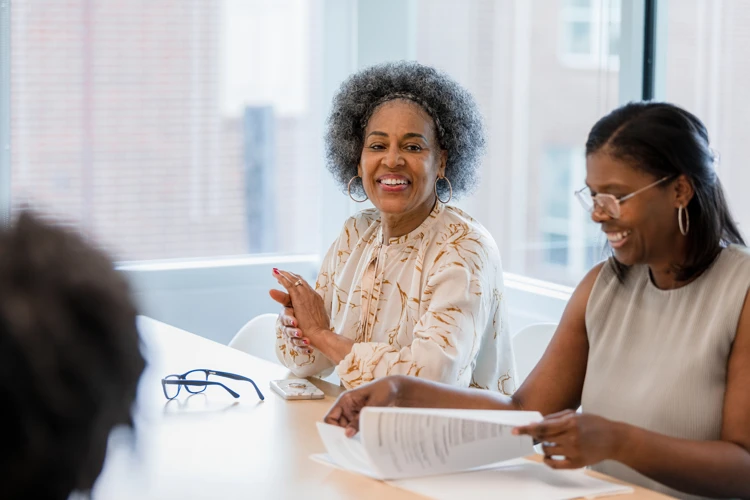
[324,376,408,436]
[278,306,313,355]
[269,288,312,355]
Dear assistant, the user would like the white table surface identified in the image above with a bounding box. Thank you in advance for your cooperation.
[89,317,671,500]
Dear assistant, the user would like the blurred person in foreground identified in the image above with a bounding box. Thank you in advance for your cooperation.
[0,212,145,499]
[324,102,750,500]
[268,61,515,392]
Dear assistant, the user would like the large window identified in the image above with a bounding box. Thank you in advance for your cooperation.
[659,0,750,239]
[9,0,333,261]
[411,0,620,286]
[7,0,625,288]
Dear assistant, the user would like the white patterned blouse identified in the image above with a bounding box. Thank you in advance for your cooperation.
[275,202,516,392]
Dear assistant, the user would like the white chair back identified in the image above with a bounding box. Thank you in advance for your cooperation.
[512,323,558,385]
[229,313,281,365]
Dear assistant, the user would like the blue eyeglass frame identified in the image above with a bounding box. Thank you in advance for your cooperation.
[161,369,265,401]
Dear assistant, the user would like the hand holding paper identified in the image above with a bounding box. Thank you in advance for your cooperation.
[312,407,634,500]
[513,409,626,470]
[316,407,542,480]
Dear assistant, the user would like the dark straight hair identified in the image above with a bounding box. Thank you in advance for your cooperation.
[585,101,745,282]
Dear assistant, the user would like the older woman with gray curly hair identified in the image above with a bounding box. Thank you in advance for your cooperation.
[269,61,515,392]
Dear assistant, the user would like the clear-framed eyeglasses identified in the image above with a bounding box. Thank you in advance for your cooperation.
[574,176,673,219]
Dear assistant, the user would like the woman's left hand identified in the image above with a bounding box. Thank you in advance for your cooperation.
[271,268,331,344]
[513,409,626,469]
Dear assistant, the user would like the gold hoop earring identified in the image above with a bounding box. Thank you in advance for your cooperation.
[434,176,452,204]
[347,175,368,203]
[678,205,690,236]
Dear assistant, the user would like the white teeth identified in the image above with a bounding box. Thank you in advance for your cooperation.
[606,230,632,243]
[380,178,408,186]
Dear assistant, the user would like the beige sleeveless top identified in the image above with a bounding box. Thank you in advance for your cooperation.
[582,245,750,500]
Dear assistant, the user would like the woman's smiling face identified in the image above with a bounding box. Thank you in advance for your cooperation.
[359,99,446,217]
[586,151,678,266]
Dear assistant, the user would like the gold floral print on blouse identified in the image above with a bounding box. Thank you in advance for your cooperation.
[275,202,516,393]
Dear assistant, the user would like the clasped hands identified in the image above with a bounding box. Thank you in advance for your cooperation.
[269,268,331,356]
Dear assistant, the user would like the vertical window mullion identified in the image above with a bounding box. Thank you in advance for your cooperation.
[642,0,658,100]
[618,0,647,104]
[0,0,10,226]
[591,0,603,63]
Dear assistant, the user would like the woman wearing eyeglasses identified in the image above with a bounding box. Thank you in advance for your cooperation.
[324,102,750,500]
[268,61,516,394]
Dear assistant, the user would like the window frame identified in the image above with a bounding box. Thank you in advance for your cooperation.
[559,0,622,71]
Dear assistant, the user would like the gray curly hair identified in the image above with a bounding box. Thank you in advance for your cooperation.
[325,61,486,199]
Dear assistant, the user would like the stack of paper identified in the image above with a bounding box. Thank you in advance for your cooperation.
[312,407,633,499]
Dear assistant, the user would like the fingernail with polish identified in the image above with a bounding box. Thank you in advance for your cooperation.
[303,339,309,345]
[273,268,280,274]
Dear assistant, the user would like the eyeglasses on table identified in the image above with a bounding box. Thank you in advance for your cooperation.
[161,369,265,401]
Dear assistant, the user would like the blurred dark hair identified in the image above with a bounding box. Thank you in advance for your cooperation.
[0,211,145,499]
[585,101,745,281]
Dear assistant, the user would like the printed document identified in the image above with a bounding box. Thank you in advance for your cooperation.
[315,407,541,480]
[312,407,634,499]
